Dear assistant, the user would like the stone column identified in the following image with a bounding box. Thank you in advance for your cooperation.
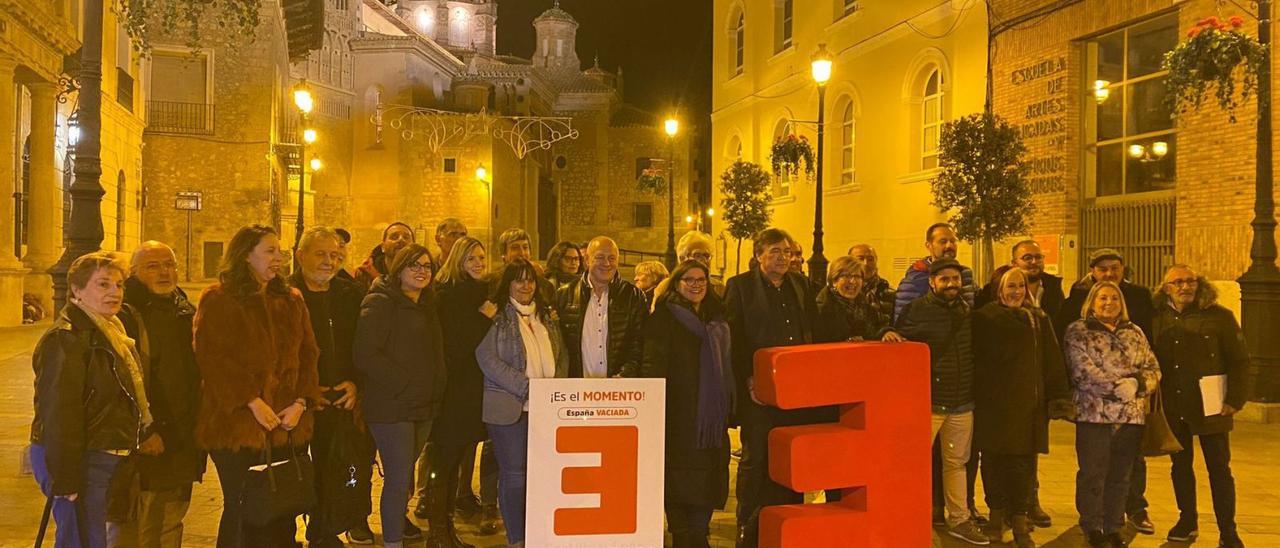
[0,57,30,326]
[23,81,59,314]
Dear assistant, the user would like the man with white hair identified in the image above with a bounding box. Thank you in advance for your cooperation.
[555,236,648,378]
[109,241,203,547]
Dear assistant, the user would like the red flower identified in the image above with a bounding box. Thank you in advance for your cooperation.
[1229,15,1245,28]
[1205,16,1221,27]
[1188,26,1203,38]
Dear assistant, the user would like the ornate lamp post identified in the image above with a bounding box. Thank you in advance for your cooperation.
[292,84,314,260]
[807,43,833,287]
[1240,0,1280,404]
[663,117,680,270]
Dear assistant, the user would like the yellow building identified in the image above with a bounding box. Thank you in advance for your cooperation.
[0,0,145,325]
[711,0,990,280]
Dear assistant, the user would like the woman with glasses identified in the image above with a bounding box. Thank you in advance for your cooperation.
[641,259,734,548]
[355,244,448,548]
[544,241,584,289]
[816,256,890,343]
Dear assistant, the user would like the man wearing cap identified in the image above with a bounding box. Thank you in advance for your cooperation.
[1056,247,1158,536]
[883,259,988,545]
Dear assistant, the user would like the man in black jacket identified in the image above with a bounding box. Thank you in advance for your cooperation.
[1153,265,1248,547]
[555,236,647,378]
[725,228,821,548]
[1055,247,1158,534]
[112,241,204,547]
[290,228,377,547]
[882,259,988,545]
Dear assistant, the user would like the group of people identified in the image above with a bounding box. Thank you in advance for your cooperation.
[26,214,1249,548]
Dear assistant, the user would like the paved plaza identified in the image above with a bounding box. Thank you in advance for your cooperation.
[2,322,1279,547]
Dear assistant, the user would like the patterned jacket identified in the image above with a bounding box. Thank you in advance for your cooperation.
[1064,317,1161,425]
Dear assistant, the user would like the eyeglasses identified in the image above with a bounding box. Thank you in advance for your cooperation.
[680,277,708,286]
[1019,254,1045,262]
[407,262,433,273]
[688,251,712,261]
[1167,278,1198,287]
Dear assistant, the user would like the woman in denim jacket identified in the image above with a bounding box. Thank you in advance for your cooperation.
[476,259,569,547]
[1064,281,1160,547]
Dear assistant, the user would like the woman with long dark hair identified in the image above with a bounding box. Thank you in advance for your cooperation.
[477,260,569,547]
[423,236,492,547]
[355,244,448,548]
[544,240,583,288]
[641,259,734,548]
[194,225,321,547]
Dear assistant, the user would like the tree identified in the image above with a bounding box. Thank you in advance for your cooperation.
[931,112,1033,276]
[116,0,263,54]
[719,160,772,273]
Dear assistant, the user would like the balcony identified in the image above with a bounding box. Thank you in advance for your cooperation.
[146,101,215,135]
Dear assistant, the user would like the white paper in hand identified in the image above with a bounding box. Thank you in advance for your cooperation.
[1199,374,1227,416]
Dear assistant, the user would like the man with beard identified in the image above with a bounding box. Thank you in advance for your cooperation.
[896,223,983,526]
[354,222,415,290]
[895,223,976,319]
[978,240,1065,319]
[848,243,897,324]
[883,260,988,545]
[1152,265,1247,548]
[724,227,821,547]
[289,227,377,546]
[1055,248,1158,536]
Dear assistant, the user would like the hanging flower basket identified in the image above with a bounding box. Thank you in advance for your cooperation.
[1162,15,1265,122]
[770,134,815,178]
[636,167,666,194]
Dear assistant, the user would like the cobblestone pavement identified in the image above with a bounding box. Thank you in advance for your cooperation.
[2,321,1279,547]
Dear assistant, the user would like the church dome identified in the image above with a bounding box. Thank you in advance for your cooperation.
[534,1,577,25]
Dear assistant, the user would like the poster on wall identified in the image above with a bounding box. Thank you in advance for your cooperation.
[526,378,666,548]
[1034,234,1061,275]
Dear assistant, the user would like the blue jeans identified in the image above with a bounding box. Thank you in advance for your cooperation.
[487,414,529,544]
[369,420,432,545]
[1076,423,1144,534]
[30,444,124,548]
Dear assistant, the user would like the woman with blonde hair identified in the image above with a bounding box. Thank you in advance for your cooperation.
[633,260,670,308]
[972,267,1071,546]
[815,255,889,342]
[1064,281,1160,547]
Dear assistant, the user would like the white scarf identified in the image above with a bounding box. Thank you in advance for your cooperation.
[511,298,557,384]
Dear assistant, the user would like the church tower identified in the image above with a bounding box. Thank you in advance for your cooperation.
[532,1,580,70]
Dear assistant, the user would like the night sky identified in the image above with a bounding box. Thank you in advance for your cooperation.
[495,0,714,132]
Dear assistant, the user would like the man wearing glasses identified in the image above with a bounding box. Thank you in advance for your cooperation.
[977,240,1065,318]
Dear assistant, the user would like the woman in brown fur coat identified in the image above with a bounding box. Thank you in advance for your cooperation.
[194,224,321,548]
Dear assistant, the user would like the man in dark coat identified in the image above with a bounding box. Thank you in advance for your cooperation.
[112,241,204,547]
[290,228,375,547]
[882,259,988,546]
[1152,265,1249,547]
[555,236,648,378]
[725,228,821,547]
[1054,247,1158,534]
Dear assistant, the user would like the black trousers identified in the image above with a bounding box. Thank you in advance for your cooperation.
[425,441,473,523]
[1128,455,1149,516]
[665,501,714,544]
[735,400,811,541]
[1169,419,1237,535]
[209,449,300,548]
[1075,423,1143,534]
[980,453,1035,516]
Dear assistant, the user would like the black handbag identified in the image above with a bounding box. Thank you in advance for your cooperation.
[242,432,317,527]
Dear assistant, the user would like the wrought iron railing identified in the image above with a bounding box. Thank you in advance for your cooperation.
[146,101,215,135]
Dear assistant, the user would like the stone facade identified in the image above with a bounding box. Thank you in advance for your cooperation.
[0,0,146,325]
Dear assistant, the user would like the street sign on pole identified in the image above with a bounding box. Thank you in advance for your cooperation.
[174,192,202,281]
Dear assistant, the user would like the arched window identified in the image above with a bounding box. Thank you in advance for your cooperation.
[116,171,127,251]
[774,0,793,53]
[726,134,743,163]
[771,118,792,198]
[730,10,745,76]
[840,102,855,186]
[921,68,944,169]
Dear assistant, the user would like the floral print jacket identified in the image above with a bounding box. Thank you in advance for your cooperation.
[1064,317,1161,425]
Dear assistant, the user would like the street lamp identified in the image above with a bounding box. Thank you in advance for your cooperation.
[663,117,680,269]
[807,43,833,287]
[292,82,315,261]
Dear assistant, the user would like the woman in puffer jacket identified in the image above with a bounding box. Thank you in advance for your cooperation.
[1064,281,1160,548]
